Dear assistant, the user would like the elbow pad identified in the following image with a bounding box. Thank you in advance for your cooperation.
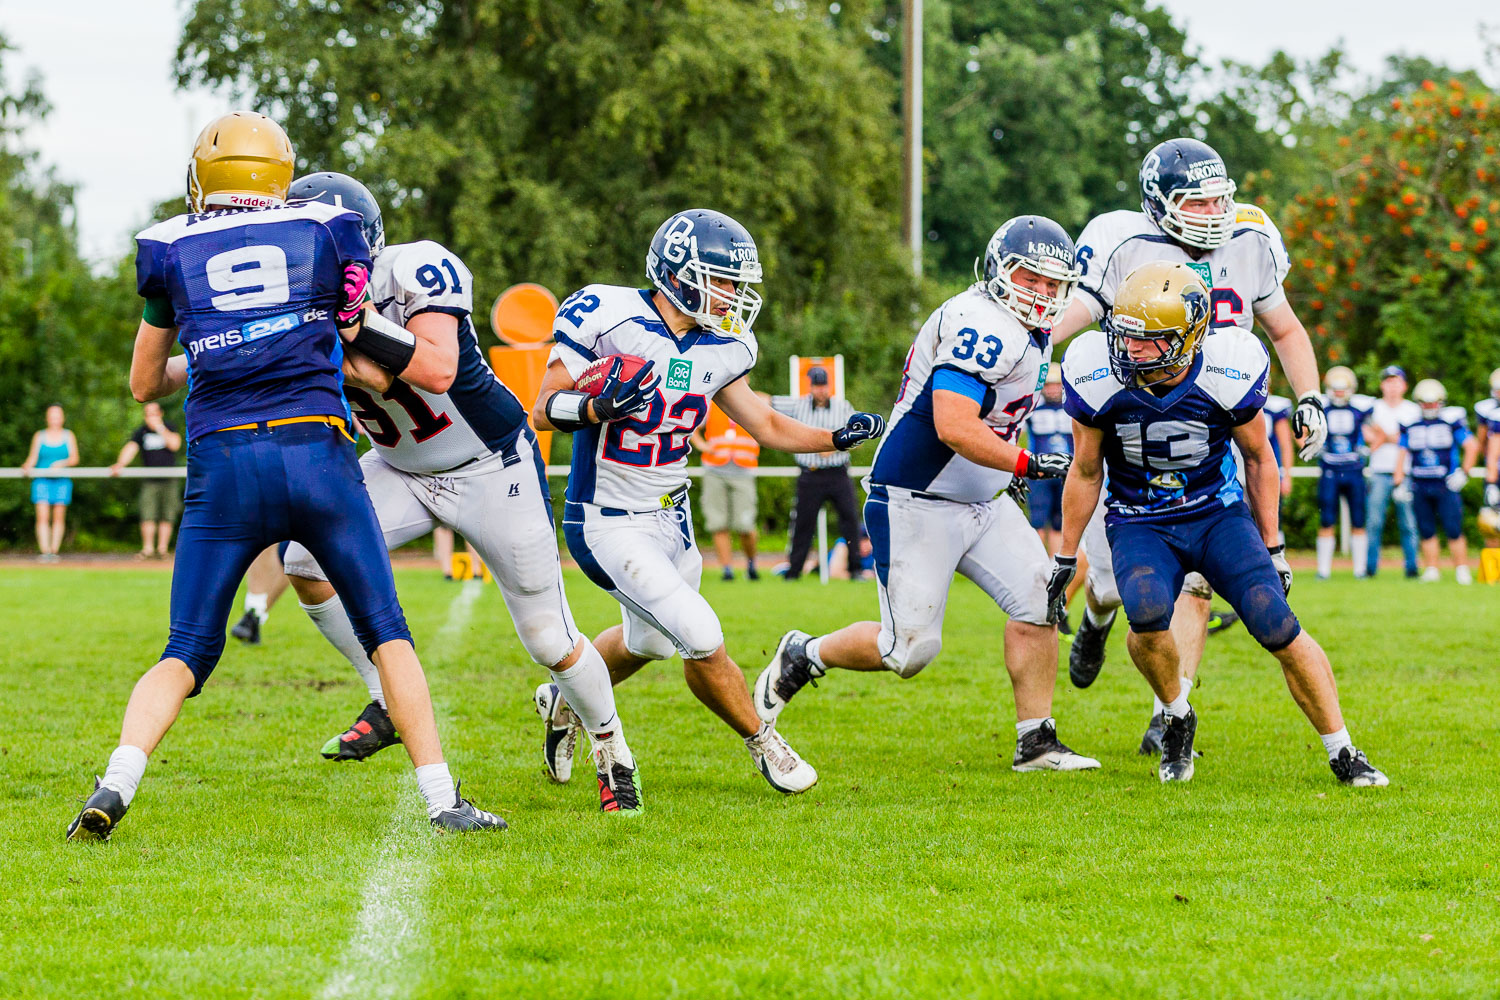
[545,390,592,432]
[349,311,417,375]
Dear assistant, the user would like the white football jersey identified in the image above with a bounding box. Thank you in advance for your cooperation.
[1074,206,1291,332]
[870,285,1050,503]
[343,241,530,475]
[1475,397,1500,434]
[551,283,757,511]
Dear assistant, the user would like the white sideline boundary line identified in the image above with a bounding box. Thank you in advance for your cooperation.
[319,580,484,1000]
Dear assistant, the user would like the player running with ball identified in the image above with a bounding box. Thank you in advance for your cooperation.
[1047,261,1387,786]
[531,209,885,795]
[758,216,1101,773]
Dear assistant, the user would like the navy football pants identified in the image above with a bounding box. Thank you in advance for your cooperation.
[1106,501,1301,653]
[163,422,411,694]
[1318,469,1366,529]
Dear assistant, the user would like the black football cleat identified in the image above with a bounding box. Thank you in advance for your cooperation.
[230,611,261,645]
[320,701,401,761]
[746,562,760,581]
[66,778,128,842]
[1138,712,1166,755]
[1158,709,1197,783]
[1068,610,1115,689]
[1012,721,1100,771]
[430,782,508,832]
[754,630,820,725]
[1330,747,1389,787]
[1206,609,1241,636]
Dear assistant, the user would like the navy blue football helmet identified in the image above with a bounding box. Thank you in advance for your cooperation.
[288,171,385,255]
[646,209,763,335]
[1139,138,1237,250]
[977,215,1081,328]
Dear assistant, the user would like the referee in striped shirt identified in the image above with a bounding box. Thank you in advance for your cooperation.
[772,367,865,579]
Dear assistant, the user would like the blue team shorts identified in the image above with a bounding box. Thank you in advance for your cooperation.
[163,421,411,694]
[31,477,73,506]
[1106,501,1301,653]
[1026,479,1064,531]
[1317,468,1366,529]
[1411,480,1463,540]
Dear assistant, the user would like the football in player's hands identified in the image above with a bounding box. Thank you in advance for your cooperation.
[576,355,660,421]
[832,412,886,451]
[575,354,651,396]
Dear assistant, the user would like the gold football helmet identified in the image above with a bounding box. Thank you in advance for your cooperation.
[1489,367,1500,401]
[1324,365,1357,404]
[1106,260,1211,387]
[187,111,295,212]
[1413,377,1447,414]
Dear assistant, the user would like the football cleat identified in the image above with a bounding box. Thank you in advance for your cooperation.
[1068,609,1115,688]
[1420,566,1441,583]
[430,782,507,833]
[1456,564,1474,586]
[1206,609,1241,635]
[66,778,128,842]
[320,701,401,761]
[1012,721,1101,771]
[745,724,818,794]
[745,562,760,581]
[755,630,819,725]
[1158,709,1198,783]
[592,732,643,816]
[1138,712,1166,755]
[1330,747,1389,787]
[533,682,581,784]
[230,611,261,645]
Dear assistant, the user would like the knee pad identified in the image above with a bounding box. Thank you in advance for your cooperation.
[1239,581,1301,652]
[1119,564,1175,633]
[515,616,579,669]
[1180,572,1213,600]
[882,632,941,679]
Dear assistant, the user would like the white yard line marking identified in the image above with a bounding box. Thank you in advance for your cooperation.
[319,580,483,1000]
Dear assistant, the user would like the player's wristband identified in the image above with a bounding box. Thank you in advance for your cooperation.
[545,390,592,432]
[1013,449,1032,479]
[348,311,417,375]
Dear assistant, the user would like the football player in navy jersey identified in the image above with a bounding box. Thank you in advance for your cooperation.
[1024,366,1073,556]
[1475,369,1500,510]
[1048,262,1386,786]
[68,113,503,841]
[1394,379,1479,584]
[1315,367,1375,579]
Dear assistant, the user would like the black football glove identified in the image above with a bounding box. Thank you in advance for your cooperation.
[1268,543,1293,596]
[1046,555,1078,625]
[1292,392,1327,462]
[1006,475,1031,507]
[1021,450,1071,480]
[832,411,886,451]
[592,359,660,422]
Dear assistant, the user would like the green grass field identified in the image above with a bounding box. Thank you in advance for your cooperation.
[3,563,1499,999]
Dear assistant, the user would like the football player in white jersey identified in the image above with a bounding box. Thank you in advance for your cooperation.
[755,217,1100,772]
[531,209,885,795]
[278,175,641,815]
[1050,138,1329,755]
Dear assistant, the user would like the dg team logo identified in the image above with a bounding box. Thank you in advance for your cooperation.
[667,358,693,390]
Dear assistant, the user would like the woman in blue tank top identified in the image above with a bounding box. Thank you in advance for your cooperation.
[22,404,79,561]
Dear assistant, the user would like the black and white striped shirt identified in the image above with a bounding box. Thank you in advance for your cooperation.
[771,394,856,469]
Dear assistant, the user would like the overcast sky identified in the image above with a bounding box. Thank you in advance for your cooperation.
[1,1,1494,266]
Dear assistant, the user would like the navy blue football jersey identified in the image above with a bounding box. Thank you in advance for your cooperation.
[1024,400,1073,456]
[1318,395,1375,471]
[1062,327,1269,525]
[135,202,372,438]
[1400,407,1471,479]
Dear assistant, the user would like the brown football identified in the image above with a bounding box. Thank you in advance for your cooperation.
[574,354,650,396]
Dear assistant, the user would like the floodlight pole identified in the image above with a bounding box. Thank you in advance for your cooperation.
[902,0,923,279]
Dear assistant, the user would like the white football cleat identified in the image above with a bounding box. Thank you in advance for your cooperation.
[1421,566,1441,583]
[745,724,818,794]
[533,682,581,784]
[1456,564,1474,585]
[755,630,818,725]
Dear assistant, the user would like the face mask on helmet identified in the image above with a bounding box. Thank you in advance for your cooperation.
[978,217,1081,329]
[647,211,764,336]
[1413,379,1447,415]
[1106,264,1211,388]
[1141,143,1238,250]
[1324,367,1357,404]
[667,258,763,335]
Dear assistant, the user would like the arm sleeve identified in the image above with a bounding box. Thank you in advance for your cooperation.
[932,368,987,403]
[142,295,176,328]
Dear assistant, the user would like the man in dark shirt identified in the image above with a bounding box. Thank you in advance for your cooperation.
[111,401,183,557]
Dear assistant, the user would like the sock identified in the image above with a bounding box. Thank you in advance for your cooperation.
[1316,535,1334,577]
[1016,717,1050,738]
[804,636,829,676]
[244,592,269,624]
[302,596,384,708]
[550,642,618,735]
[1352,534,1368,577]
[1320,727,1352,760]
[1085,605,1116,628]
[1154,677,1191,716]
[100,745,148,807]
[1163,687,1191,719]
[415,762,456,818]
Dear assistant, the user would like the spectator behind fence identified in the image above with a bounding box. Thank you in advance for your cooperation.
[772,366,865,580]
[111,402,183,558]
[20,404,79,562]
[690,403,762,581]
[1362,365,1422,578]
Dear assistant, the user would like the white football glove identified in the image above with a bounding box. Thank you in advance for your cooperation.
[1268,543,1293,596]
[1446,469,1470,493]
[1392,481,1413,504]
[1485,482,1500,509]
[1292,393,1327,462]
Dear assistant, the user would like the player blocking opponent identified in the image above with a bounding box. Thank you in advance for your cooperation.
[68,113,502,841]
[757,217,1100,773]
[531,209,885,794]
[1047,261,1387,786]
[275,174,639,814]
